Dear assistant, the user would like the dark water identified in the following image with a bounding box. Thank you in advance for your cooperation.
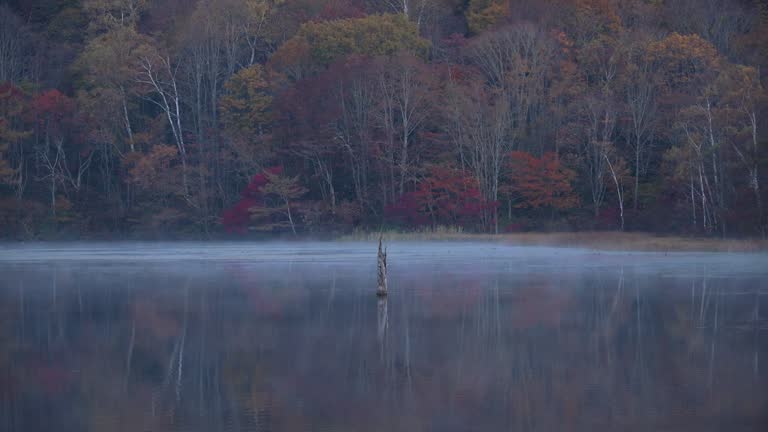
[1,242,767,432]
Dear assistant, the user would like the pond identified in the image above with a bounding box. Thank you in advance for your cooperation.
[0,242,767,431]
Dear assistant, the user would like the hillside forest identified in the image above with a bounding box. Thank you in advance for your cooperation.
[1,0,767,238]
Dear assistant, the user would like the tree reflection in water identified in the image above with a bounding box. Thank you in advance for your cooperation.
[0,255,766,432]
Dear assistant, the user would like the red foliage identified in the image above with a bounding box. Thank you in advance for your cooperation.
[28,89,78,143]
[505,151,578,210]
[222,166,283,233]
[386,192,428,225]
[386,165,492,227]
[243,166,283,199]
[274,74,337,161]
[31,89,73,119]
[275,56,368,141]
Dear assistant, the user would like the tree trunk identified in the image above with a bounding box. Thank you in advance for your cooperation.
[285,199,296,235]
[634,144,640,210]
[605,154,624,231]
[121,88,135,152]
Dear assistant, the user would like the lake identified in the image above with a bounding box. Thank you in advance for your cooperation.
[1,242,766,431]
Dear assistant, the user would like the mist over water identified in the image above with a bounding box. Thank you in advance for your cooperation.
[1,242,767,431]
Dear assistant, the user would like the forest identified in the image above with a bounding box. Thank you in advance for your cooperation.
[0,0,766,238]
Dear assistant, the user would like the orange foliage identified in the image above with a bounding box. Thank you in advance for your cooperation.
[646,33,721,93]
[505,151,578,210]
[124,145,179,191]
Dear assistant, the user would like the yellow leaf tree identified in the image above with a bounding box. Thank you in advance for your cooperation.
[220,64,272,138]
[269,13,430,78]
[466,0,508,35]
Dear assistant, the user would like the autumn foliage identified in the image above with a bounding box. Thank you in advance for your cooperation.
[222,166,308,234]
[505,151,578,210]
[386,165,491,228]
[223,167,285,233]
[0,0,766,237]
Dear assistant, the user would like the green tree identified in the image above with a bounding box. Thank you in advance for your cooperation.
[82,0,147,33]
[220,64,272,138]
[252,171,307,234]
[270,13,430,77]
[77,25,152,152]
[466,0,508,34]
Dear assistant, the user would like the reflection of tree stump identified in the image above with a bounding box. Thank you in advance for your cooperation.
[377,236,387,297]
[377,297,388,340]
[377,297,388,362]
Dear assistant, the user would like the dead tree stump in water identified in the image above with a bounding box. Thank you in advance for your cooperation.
[377,236,387,297]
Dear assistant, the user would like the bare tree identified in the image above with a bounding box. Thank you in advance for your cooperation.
[335,67,375,212]
[573,34,623,218]
[663,0,752,55]
[373,54,433,202]
[445,78,511,232]
[464,22,557,231]
[676,96,725,233]
[381,0,432,29]
[137,51,191,199]
[37,138,94,217]
[721,65,766,236]
[604,152,627,230]
[622,39,657,210]
[579,96,618,218]
[0,6,27,84]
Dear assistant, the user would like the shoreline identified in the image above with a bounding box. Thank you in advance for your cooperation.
[340,230,768,253]
[2,230,766,253]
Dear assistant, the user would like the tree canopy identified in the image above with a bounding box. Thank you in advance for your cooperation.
[0,0,766,237]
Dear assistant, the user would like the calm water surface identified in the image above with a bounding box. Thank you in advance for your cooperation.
[1,242,767,431]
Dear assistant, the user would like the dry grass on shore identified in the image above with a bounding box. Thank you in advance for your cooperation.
[341,228,768,252]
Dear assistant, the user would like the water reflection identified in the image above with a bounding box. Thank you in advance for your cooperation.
[1,253,767,431]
